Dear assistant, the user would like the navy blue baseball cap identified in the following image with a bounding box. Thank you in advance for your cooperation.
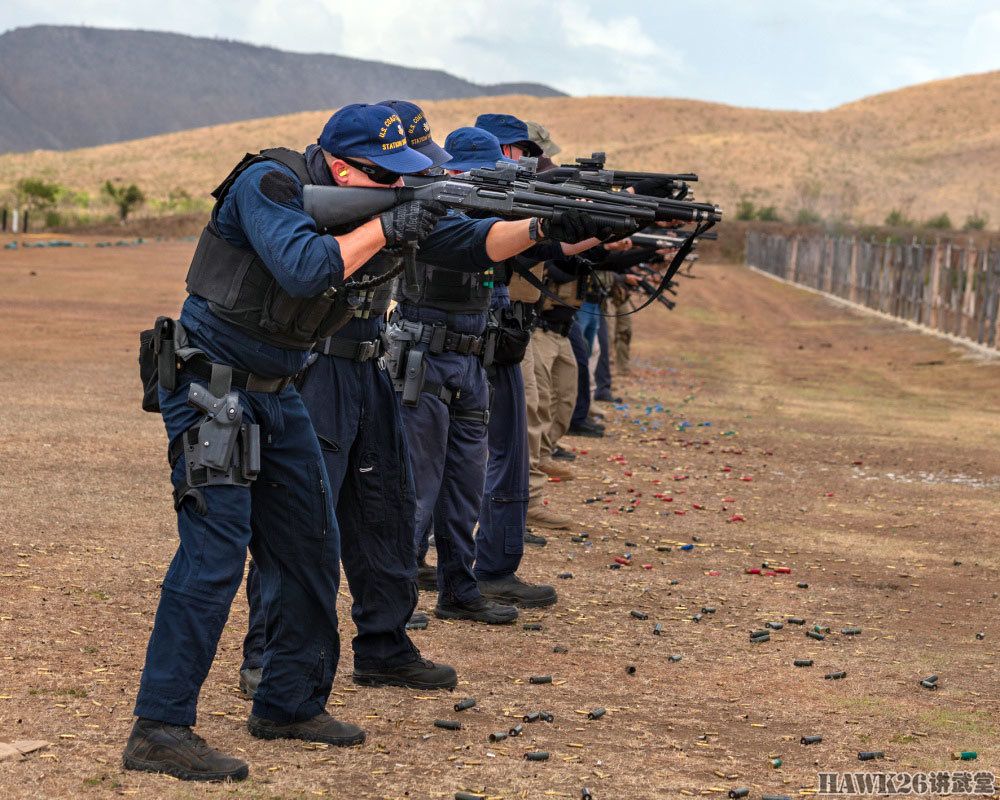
[474,113,544,157]
[443,127,515,172]
[377,99,452,168]
[318,103,432,174]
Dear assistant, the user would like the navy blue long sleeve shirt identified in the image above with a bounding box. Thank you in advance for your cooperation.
[182,160,498,376]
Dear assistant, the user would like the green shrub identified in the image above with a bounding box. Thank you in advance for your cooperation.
[735,198,756,221]
[795,208,823,225]
[884,209,915,228]
[963,212,988,231]
[923,213,952,230]
[756,206,782,222]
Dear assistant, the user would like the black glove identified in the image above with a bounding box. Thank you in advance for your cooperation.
[541,209,638,244]
[380,200,448,247]
[629,176,679,198]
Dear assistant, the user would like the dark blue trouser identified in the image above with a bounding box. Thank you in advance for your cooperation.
[569,320,591,427]
[398,307,490,605]
[243,351,420,674]
[475,357,527,581]
[576,302,600,354]
[594,314,613,397]
[135,345,339,727]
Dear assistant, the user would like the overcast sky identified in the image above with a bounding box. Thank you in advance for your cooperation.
[2,0,998,110]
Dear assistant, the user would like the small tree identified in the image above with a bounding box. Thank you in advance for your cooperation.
[923,213,952,230]
[13,177,61,212]
[103,180,145,223]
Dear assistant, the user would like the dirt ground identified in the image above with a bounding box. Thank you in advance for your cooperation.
[1,236,998,800]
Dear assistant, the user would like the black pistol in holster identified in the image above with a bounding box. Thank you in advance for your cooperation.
[183,382,261,487]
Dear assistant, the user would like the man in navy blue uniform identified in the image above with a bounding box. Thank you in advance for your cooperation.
[238,100,462,698]
[124,104,451,781]
[399,120,615,622]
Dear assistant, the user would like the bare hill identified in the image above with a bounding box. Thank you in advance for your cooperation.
[1,72,997,227]
[0,25,562,153]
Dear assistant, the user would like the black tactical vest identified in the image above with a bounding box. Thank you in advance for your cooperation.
[185,148,355,350]
[394,257,494,314]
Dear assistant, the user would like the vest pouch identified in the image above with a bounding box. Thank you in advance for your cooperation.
[259,279,308,337]
[424,266,476,305]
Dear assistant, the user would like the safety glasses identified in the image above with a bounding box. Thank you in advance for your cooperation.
[338,156,401,185]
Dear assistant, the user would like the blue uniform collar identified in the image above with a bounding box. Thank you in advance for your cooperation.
[305,144,335,186]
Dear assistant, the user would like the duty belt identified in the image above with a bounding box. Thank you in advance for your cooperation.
[317,336,384,362]
[394,318,486,356]
[536,317,573,337]
[183,353,292,393]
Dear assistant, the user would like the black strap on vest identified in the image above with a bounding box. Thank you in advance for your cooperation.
[210,148,311,206]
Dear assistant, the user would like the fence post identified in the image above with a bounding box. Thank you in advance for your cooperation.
[960,239,977,340]
[848,236,858,302]
[928,239,942,329]
[823,237,834,293]
[788,236,799,283]
[11,207,19,234]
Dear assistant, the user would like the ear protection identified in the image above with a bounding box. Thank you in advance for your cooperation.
[338,168,349,177]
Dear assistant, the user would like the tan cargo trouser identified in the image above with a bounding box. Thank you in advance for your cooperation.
[521,337,545,504]
[528,328,576,501]
[607,295,633,374]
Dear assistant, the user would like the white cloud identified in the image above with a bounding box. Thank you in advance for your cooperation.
[0,0,997,107]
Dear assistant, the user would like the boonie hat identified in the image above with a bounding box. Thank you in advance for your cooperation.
[319,103,431,174]
[474,113,543,157]
[524,120,561,157]
[378,99,452,168]
[443,127,515,172]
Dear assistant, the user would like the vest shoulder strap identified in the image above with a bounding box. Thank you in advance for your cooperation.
[259,147,311,186]
[209,148,311,207]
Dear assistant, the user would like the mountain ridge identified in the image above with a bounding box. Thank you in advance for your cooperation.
[0,69,996,228]
[0,25,564,154]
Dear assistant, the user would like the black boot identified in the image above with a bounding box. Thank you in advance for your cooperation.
[247,711,365,747]
[353,657,458,690]
[239,667,261,700]
[551,445,577,461]
[435,595,518,624]
[568,418,605,437]
[122,718,248,782]
[417,559,438,592]
[478,574,558,609]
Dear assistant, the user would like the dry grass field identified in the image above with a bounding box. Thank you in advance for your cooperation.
[1,70,998,227]
[1,235,998,799]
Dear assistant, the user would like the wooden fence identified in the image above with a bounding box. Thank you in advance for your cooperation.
[745,231,1000,351]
